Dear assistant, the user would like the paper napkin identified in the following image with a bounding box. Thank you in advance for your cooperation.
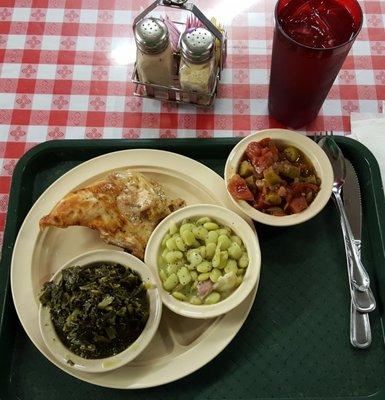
[350,108,385,192]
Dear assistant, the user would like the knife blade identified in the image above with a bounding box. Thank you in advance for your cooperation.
[343,160,362,241]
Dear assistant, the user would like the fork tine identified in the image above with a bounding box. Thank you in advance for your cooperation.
[314,131,325,143]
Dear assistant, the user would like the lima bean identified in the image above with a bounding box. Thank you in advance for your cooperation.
[193,226,208,241]
[161,248,169,261]
[218,234,232,250]
[187,263,196,271]
[189,296,202,305]
[217,227,231,236]
[181,229,196,246]
[192,239,201,248]
[196,217,211,225]
[197,272,210,281]
[165,250,183,264]
[169,223,178,235]
[188,250,202,266]
[161,233,171,247]
[206,230,218,244]
[174,235,186,251]
[167,263,178,275]
[177,266,191,285]
[198,245,206,259]
[212,247,221,269]
[225,259,238,275]
[163,273,178,291]
[166,237,177,251]
[172,291,186,301]
[210,268,222,283]
[231,235,242,246]
[159,269,167,282]
[205,242,216,260]
[203,222,219,231]
[204,292,221,304]
[219,250,229,269]
[228,242,242,260]
[180,223,194,234]
[197,261,212,273]
[238,252,249,268]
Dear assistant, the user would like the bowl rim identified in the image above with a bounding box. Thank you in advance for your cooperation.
[224,128,334,227]
[144,204,261,319]
[38,249,162,373]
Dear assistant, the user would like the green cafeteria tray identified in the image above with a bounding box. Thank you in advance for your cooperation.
[0,138,384,400]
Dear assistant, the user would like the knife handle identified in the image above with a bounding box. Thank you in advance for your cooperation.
[342,214,374,348]
[350,300,372,349]
[352,286,376,313]
[344,239,376,312]
[334,191,370,291]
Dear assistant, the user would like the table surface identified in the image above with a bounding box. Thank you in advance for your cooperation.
[0,0,385,246]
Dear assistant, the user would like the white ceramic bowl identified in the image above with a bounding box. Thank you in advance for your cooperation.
[39,249,162,373]
[224,129,334,226]
[144,204,261,319]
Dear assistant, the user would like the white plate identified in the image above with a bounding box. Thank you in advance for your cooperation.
[11,149,259,389]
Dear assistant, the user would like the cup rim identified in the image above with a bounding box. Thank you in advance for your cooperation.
[274,0,363,52]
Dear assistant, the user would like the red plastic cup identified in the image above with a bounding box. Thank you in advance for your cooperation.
[268,0,363,129]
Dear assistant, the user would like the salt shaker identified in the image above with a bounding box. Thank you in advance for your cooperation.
[179,27,215,96]
[134,18,173,87]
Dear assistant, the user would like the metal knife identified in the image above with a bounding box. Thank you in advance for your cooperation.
[343,159,374,348]
[343,160,376,313]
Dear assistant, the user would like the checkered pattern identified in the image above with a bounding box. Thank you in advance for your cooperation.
[0,0,385,245]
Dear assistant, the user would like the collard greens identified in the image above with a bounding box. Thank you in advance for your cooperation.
[40,262,149,359]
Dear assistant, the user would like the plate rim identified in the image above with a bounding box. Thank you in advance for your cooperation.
[11,148,260,389]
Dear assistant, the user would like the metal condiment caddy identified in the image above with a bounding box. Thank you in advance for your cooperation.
[131,0,227,108]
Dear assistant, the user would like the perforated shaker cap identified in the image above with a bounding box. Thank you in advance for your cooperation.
[180,27,214,63]
[134,18,169,54]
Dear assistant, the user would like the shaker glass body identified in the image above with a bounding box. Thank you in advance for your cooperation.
[136,42,173,87]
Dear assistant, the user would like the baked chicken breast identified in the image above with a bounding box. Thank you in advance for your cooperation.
[39,171,185,259]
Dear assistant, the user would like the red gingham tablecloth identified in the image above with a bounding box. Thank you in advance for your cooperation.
[0,0,385,246]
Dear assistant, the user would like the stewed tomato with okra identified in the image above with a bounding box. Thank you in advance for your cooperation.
[228,138,321,216]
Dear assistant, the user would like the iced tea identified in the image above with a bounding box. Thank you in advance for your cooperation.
[268,0,362,128]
